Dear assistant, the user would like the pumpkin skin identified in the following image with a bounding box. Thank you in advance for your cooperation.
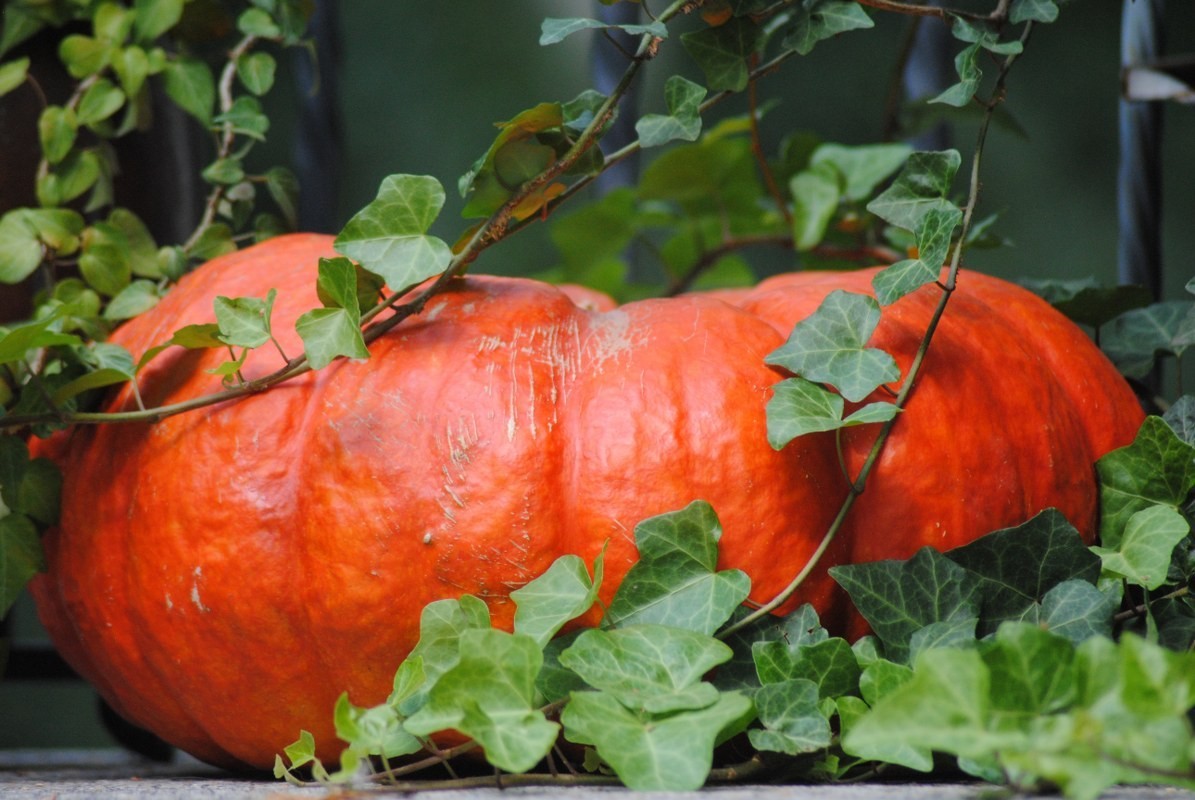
[29,233,1143,769]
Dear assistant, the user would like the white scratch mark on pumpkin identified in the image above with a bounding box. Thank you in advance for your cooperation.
[165,593,173,611]
[190,567,210,613]
[436,497,457,524]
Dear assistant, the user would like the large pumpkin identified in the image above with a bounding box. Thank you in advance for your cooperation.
[30,233,1143,769]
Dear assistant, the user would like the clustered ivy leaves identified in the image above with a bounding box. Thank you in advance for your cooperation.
[274,455,1195,797]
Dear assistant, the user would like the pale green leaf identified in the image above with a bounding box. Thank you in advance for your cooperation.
[866,150,962,232]
[162,56,215,125]
[540,17,667,46]
[790,160,841,251]
[636,75,705,148]
[1091,505,1190,590]
[133,0,185,42]
[0,58,29,99]
[601,501,750,635]
[810,142,912,201]
[334,174,452,290]
[766,290,899,403]
[747,678,832,754]
[512,553,602,649]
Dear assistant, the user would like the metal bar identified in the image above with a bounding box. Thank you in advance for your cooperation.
[1118,0,1165,297]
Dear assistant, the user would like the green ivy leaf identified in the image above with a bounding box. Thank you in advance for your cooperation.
[766,375,898,449]
[113,45,149,97]
[162,56,215,125]
[782,0,874,56]
[38,149,101,207]
[601,501,751,635]
[403,629,559,774]
[680,17,762,93]
[331,692,421,761]
[1037,579,1118,644]
[76,78,125,126]
[1011,0,1059,23]
[1019,278,1152,330]
[133,0,184,43]
[1,513,45,616]
[830,546,981,664]
[37,106,76,165]
[561,690,752,791]
[265,167,300,230]
[944,509,1101,637]
[636,75,705,148]
[932,42,982,107]
[747,678,832,754]
[213,96,270,142]
[334,174,452,291]
[1102,302,1191,379]
[295,258,369,370]
[539,17,667,46]
[766,290,900,403]
[511,552,603,649]
[59,34,112,79]
[1097,416,1195,547]
[790,160,841,251]
[237,7,282,38]
[754,636,861,699]
[866,150,961,232]
[0,209,85,282]
[715,604,829,693]
[188,223,236,260]
[236,51,276,96]
[1092,505,1190,590]
[809,142,912,201]
[399,595,491,713]
[0,57,29,98]
[201,157,245,185]
[871,206,961,305]
[560,625,731,714]
[103,280,161,321]
[0,318,81,367]
[214,290,277,349]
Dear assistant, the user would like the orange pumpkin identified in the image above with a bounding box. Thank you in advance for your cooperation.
[29,233,1142,768]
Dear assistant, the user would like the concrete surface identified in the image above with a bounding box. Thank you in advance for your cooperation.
[2,750,1195,799]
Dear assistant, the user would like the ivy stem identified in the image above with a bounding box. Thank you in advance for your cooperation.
[721,21,1034,637]
[181,33,259,255]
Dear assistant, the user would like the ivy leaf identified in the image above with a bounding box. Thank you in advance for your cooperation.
[809,142,912,201]
[403,629,559,774]
[1097,416,1195,547]
[830,546,981,664]
[76,78,125,127]
[1010,0,1059,23]
[1102,302,1192,378]
[1038,579,1118,644]
[9,211,82,284]
[680,17,762,92]
[38,106,77,164]
[50,342,137,406]
[753,636,861,698]
[59,35,111,79]
[766,376,898,449]
[0,318,81,367]
[842,647,1018,766]
[782,0,874,56]
[331,691,421,761]
[1162,396,1195,445]
[295,258,369,370]
[790,160,841,251]
[236,51,276,96]
[601,501,750,635]
[539,17,667,46]
[747,679,832,755]
[636,75,706,149]
[265,167,300,230]
[1,513,45,615]
[79,222,132,296]
[766,290,900,403]
[932,42,982,107]
[334,174,452,291]
[162,56,214,125]
[866,150,961,232]
[944,509,1102,636]
[188,223,235,260]
[871,206,961,305]
[399,595,491,713]
[213,96,270,142]
[214,290,276,349]
[1091,505,1190,590]
[133,0,185,43]
[715,604,829,692]
[511,552,603,649]
[560,625,731,714]
[459,103,568,219]
[237,7,282,38]
[0,57,29,98]
[561,690,752,791]
[1019,278,1152,330]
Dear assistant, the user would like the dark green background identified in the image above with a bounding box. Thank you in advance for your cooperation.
[3,0,1194,750]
